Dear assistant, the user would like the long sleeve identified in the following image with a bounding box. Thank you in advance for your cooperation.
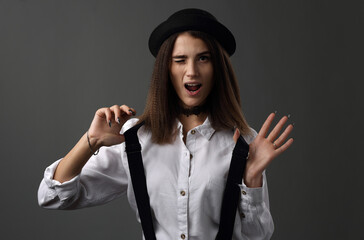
[37,144,129,210]
[238,171,274,239]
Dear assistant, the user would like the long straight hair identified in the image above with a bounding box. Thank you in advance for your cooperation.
[138,31,251,144]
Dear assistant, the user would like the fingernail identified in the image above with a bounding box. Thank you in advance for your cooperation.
[117,117,121,124]
[128,109,133,115]
[109,120,112,127]
[287,113,291,118]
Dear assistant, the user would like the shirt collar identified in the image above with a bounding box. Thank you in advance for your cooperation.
[176,116,216,141]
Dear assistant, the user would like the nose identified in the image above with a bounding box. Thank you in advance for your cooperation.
[186,60,199,78]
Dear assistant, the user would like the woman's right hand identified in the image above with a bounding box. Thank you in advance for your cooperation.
[87,104,136,150]
[53,104,136,183]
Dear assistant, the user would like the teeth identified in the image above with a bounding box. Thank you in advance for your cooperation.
[185,83,201,93]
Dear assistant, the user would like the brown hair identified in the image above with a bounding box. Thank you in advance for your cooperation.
[138,31,251,144]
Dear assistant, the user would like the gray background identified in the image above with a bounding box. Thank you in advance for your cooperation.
[1,0,363,239]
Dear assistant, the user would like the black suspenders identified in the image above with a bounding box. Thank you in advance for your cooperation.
[124,122,249,240]
[124,121,157,240]
[216,133,249,240]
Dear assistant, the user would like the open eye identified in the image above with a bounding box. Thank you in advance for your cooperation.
[199,55,210,62]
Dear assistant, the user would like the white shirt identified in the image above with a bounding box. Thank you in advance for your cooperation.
[38,117,274,240]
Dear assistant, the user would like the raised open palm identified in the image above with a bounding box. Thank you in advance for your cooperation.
[233,112,294,187]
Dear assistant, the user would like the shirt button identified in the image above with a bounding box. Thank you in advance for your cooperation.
[180,190,186,196]
[181,234,186,239]
[241,190,247,195]
[191,130,196,134]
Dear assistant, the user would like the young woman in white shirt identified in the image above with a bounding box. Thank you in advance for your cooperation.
[38,8,294,240]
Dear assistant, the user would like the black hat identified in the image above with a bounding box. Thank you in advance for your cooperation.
[148,8,236,57]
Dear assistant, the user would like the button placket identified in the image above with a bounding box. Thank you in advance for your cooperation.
[177,146,190,237]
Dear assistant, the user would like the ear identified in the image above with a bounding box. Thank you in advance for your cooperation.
[233,128,240,143]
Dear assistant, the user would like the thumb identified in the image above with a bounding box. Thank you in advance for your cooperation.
[119,134,125,143]
[233,128,240,143]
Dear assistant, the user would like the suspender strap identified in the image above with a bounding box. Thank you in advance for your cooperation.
[124,121,157,240]
[215,135,249,240]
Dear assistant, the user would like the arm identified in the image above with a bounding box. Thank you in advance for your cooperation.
[38,105,136,209]
[238,171,274,239]
[233,113,294,239]
[53,105,136,183]
[38,144,129,209]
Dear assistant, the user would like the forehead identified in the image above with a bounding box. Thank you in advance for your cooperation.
[172,32,209,55]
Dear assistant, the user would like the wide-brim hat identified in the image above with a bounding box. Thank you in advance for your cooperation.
[148,8,236,57]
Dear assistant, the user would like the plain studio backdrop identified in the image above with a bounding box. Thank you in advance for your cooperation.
[0,0,363,239]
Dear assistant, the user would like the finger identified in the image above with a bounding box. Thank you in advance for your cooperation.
[258,113,275,137]
[267,116,288,142]
[110,105,122,124]
[114,134,126,144]
[274,124,294,147]
[95,108,107,119]
[96,107,112,121]
[104,108,113,127]
[118,134,125,143]
[233,128,240,143]
[120,105,136,116]
[275,138,294,156]
[129,108,136,116]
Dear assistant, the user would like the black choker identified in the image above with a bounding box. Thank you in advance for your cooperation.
[180,105,207,117]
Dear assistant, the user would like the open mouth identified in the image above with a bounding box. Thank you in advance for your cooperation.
[184,83,202,92]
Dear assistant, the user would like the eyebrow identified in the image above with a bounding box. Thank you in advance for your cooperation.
[172,51,211,59]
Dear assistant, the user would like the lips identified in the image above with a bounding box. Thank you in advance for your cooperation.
[185,83,202,92]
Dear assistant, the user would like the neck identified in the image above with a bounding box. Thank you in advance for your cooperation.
[179,105,208,117]
[177,101,210,140]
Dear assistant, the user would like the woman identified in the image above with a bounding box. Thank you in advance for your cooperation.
[38,8,293,239]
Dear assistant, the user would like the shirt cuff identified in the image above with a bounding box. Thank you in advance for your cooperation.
[238,178,266,222]
[43,159,80,201]
[238,181,264,204]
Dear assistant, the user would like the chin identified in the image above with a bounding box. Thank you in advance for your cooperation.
[178,93,209,108]
[181,100,204,108]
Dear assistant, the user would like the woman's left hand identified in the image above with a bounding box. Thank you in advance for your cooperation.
[233,112,294,188]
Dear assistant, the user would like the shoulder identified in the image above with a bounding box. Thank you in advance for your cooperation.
[212,127,257,148]
[120,118,151,142]
[120,118,140,134]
